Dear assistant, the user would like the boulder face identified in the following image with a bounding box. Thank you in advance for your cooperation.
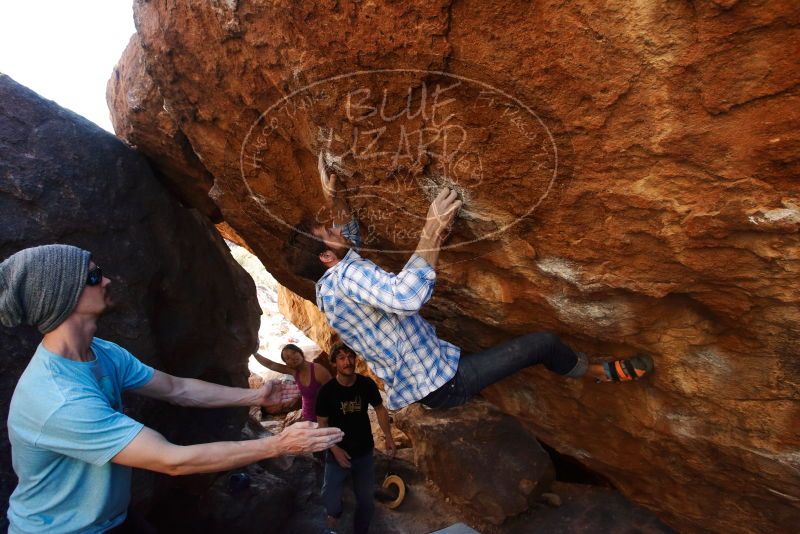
[395,400,556,525]
[110,1,800,532]
[277,285,338,354]
[0,74,260,525]
[107,34,222,222]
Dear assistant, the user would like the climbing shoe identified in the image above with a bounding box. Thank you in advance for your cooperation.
[600,354,654,382]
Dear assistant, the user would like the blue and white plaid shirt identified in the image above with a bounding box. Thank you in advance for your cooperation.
[316,218,461,410]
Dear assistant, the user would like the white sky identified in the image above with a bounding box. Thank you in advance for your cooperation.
[0,1,136,132]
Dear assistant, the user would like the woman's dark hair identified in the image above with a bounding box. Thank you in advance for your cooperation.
[283,217,328,282]
[280,343,304,362]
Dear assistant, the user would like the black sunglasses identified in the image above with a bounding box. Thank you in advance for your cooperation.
[86,266,103,286]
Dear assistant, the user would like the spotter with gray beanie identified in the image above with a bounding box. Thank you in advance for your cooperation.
[1,244,344,533]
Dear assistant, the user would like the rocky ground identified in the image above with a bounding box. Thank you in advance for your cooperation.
[151,409,675,534]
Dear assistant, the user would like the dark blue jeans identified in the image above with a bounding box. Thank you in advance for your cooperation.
[322,451,375,534]
[420,332,588,409]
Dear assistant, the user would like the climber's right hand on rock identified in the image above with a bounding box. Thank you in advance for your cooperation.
[318,152,344,205]
[276,421,343,455]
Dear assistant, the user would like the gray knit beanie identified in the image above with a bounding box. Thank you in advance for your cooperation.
[0,244,91,333]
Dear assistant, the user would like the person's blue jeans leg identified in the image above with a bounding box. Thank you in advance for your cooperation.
[322,454,349,521]
[350,453,375,534]
[420,332,588,409]
[321,451,375,534]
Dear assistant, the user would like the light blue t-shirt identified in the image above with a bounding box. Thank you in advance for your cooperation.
[7,338,155,533]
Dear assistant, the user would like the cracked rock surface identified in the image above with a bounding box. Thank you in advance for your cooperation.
[109,1,800,532]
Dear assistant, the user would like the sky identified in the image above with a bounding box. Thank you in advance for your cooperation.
[0,1,136,132]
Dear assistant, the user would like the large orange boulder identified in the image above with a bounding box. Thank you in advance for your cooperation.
[107,34,221,221]
[108,1,800,532]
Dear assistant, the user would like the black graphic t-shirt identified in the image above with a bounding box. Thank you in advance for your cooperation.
[315,374,382,458]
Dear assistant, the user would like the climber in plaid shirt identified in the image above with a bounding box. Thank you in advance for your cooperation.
[283,154,654,411]
[314,216,460,409]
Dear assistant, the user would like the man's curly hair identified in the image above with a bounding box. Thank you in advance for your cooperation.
[329,342,357,364]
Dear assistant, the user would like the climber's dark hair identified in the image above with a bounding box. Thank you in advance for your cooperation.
[283,216,328,282]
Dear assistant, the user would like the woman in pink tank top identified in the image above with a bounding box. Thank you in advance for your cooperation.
[254,344,332,422]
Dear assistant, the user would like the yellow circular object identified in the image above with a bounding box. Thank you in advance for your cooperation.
[381,474,406,509]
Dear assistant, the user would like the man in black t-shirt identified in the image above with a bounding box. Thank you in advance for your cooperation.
[316,343,396,534]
